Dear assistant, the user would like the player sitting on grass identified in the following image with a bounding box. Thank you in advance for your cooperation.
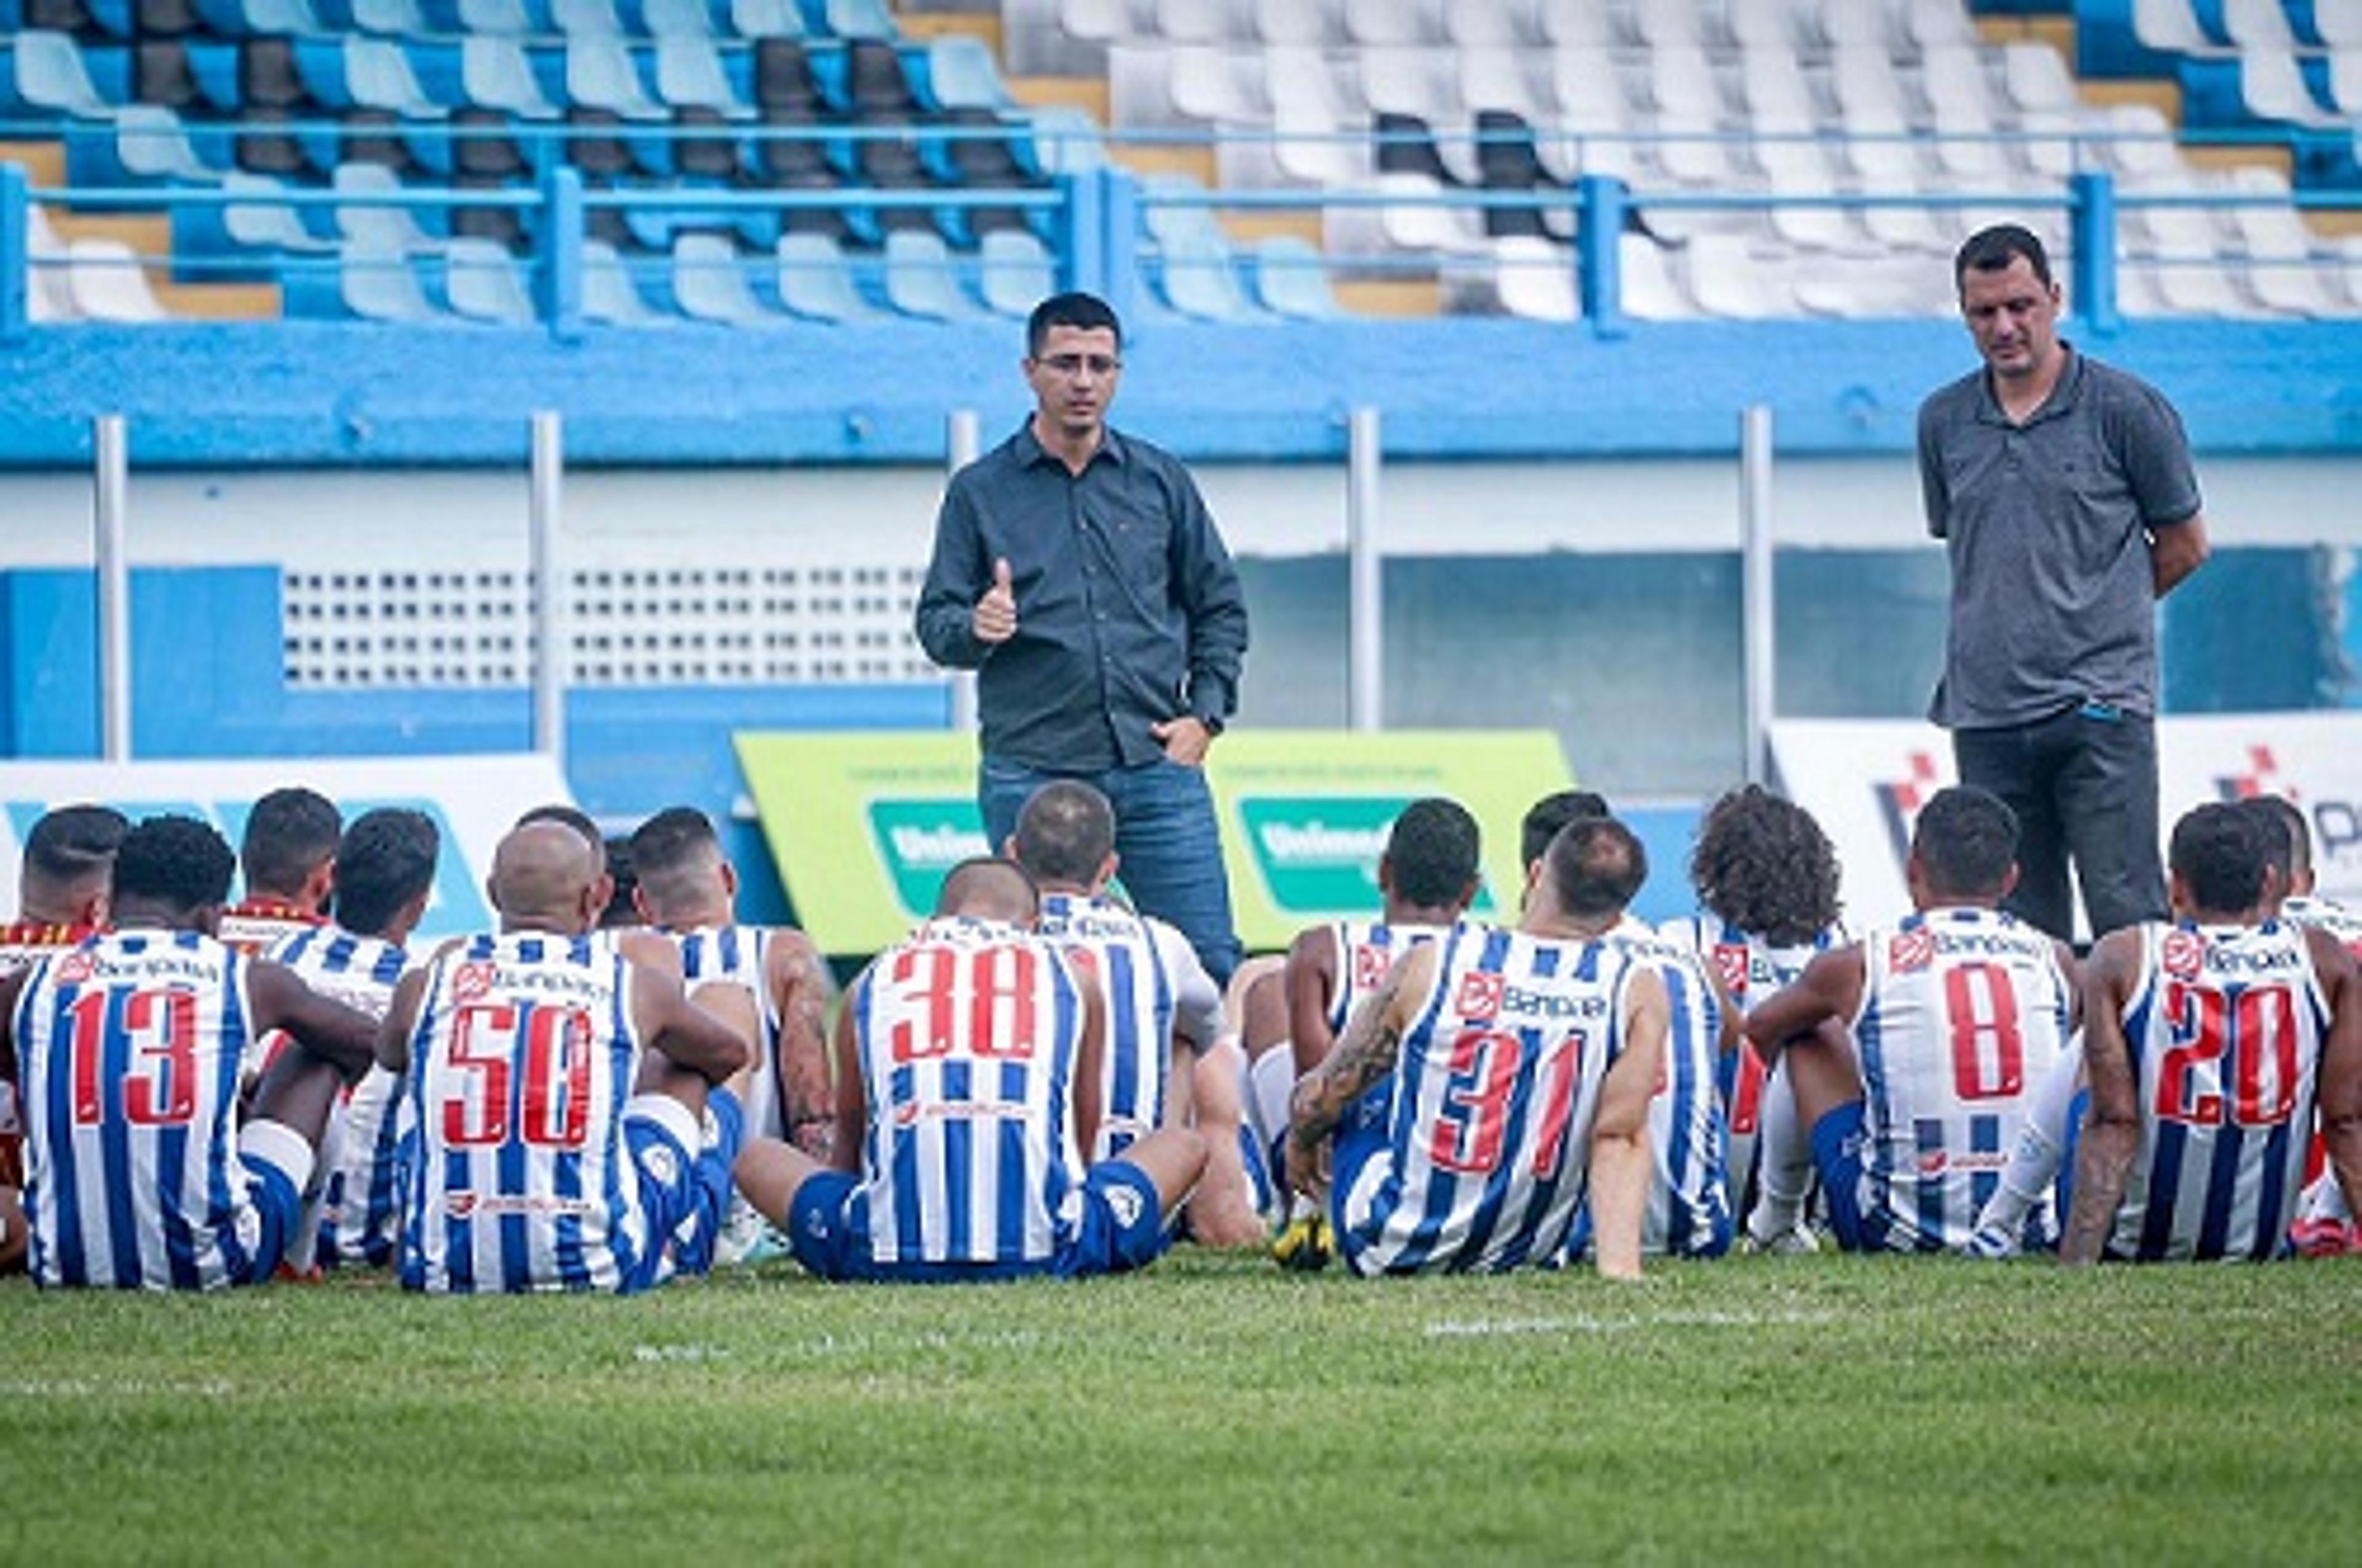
[0,815,380,1290]
[2061,803,2362,1264]
[1743,786,2077,1256]
[0,803,128,1273]
[380,821,750,1294]
[1008,781,1264,1247]
[735,858,1207,1283]
[272,808,439,1273]
[218,786,340,958]
[628,804,834,1267]
[1285,816,1666,1278]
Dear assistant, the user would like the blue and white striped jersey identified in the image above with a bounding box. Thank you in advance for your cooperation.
[1322,920,1457,1039]
[1335,923,1632,1275]
[2281,896,2362,960]
[398,931,654,1294]
[672,925,780,1136]
[1848,908,2074,1252]
[1037,891,1219,1161]
[2109,919,2329,1262]
[848,917,1088,1268]
[1600,915,1732,1258]
[15,930,269,1289]
[266,924,410,1270]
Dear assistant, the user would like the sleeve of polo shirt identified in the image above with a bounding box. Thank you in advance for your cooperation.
[914,472,991,669]
[2109,380,2203,529]
[1167,468,1249,726]
[1916,397,1949,540]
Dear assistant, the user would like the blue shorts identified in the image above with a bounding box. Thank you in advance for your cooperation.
[1809,1101,1877,1254]
[651,1088,747,1279]
[616,1089,743,1293]
[231,1119,313,1286]
[788,1160,1167,1284]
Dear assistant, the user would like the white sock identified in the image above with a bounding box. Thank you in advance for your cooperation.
[1247,1044,1295,1155]
[1748,1067,1809,1241]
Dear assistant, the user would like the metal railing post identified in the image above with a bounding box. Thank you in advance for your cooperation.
[2070,169,2119,337]
[539,164,584,341]
[1057,170,1102,296]
[1098,165,1140,328]
[530,411,567,770]
[1577,175,1626,338]
[93,414,132,762]
[1346,406,1384,733]
[946,407,981,737]
[1739,405,1776,787]
[0,163,27,341]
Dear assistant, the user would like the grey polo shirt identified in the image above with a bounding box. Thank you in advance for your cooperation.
[914,423,1249,771]
[1918,346,2201,728]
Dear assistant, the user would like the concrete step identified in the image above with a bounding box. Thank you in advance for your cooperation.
[151,280,283,319]
[1334,277,1439,317]
[0,140,67,186]
[1006,74,1110,122]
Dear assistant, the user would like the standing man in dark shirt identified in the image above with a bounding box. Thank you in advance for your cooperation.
[916,292,1249,985]
[1919,225,2209,944]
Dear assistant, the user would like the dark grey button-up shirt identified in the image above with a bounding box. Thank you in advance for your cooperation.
[915,423,1249,771]
[1918,346,2201,728]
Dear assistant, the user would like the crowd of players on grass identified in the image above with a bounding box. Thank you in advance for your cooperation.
[0,772,2355,1292]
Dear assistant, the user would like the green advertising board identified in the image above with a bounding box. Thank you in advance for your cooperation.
[735,730,1575,957]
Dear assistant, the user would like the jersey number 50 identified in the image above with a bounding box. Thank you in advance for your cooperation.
[441,1002,595,1149]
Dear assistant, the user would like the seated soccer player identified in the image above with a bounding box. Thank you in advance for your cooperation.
[1657,784,1848,1249]
[734,858,1208,1283]
[628,804,833,1267]
[1743,787,2077,1255]
[0,816,380,1290]
[218,786,340,957]
[272,808,440,1272]
[1003,781,1261,1246]
[1285,817,1668,1278]
[2061,803,2362,1264]
[0,803,129,1273]
[380,821,751,1295]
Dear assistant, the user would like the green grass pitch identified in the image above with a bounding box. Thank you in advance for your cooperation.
[3,1251,2358,1564]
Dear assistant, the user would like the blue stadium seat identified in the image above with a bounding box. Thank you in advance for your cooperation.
[293,35,352,108]
[731,0,805,37]
[881,227,979,319]
[445,236,537,322]
[642,0,712,36]
[351,0,431,34]
[776,229,882,319]
[115,103,228,182]
[671,231,782,323]
[918,36,1009,113]
[977,225,1052,317]
[183,39,241,111]
[461,35,562,119]
[1249,234,1343,319]
[1019,105,1105,177]
[817,0,892,41]
[552,0,626,34]
[7,31,111,117]
[456,0,539,33]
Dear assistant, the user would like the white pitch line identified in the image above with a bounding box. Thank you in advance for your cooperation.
[1425,1308,1839,1339]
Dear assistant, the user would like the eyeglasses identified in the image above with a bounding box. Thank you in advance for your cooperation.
[1037,353,1122,378]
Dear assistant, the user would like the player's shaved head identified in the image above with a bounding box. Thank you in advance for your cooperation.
[516,803,606,875]
[627,806,730,926]
[1520,789,1612,870]
[1011,781,1115,889]
[18,803,128,923]
[1542,816,1647,923]
[490,821,601,934]
[1385,797,1482,909]
[241,786,340,902]
[936,857,1040,925]
[1912,786,2018,901]
[2171,803,2269,920]
[112,814,237,928]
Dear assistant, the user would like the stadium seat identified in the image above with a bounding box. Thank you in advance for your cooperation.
[2002,43,2078,116]
[1548,48,1646,183]
[671,231,777,323]
[823,0,894,41]
[582,236,668,323]
[445,236,536,322]
[1619,231,1689,319]
[1460,43,1545,123]
[2227,169,2340,316]
[1687,233,1795,319]
[1249,234,1343,317]
[1536,0,1612,49]
[925,36,1012,114]
[65,237,170,322]
[1250,0,1330,46]
[2132,0,2221,54]
[1155,0,1245,44]
[25,206,78,324]
[335,161,442,249]
[457,0,535,33]
[133,38,204,114]
[1471,108,1570,240]
[222,170,339,255]
[1648,44,1738,187]
[2332,48,2362,114]
[352,0,430,34]
[880,227,979,319]
[1758,138,1863,252]
[552,0,627,35]
[775,230,882,320]
[116,103,226,182]
[348,38,450,119]
[2326,0,2362,45]
[1923,45,2009,181]
[1792,250,1948,316]
[1155,227,1262,319]
[1446,0,1530,46]
[731,0,806,38]
[1346,0,1441,47]
[1021,105,1105,176]
[137,0,204,35]
[338,241,447,322]
[656,36,754,116]
[2238,47,2342,128]
[977,225,1053,316]
[2140,203,2251,317]
[9,30,111,117]
[1490,233,1577,321]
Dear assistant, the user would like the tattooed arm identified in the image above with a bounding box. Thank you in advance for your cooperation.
[766,928,839,1163]
[2060,929,2144,1265]
[1284,942,1434,1202]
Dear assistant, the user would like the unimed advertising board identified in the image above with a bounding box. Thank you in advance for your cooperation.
[1772,714,2362,935]
[0,755,572,941]
[735,730,1578,956]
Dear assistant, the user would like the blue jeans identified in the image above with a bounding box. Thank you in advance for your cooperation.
[980,755,1243,987]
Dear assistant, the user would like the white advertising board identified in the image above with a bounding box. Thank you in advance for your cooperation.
[0,755,573,941]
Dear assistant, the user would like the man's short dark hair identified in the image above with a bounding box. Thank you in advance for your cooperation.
[331,808,440,938]
[2257,794,2312,882]
[1688,785,1843,947]
[1912,786,2018,901]
[1011,781,1115,888]
[1954,223,2052,293]
[1388,797,1482,909]
[241,786,340,899]
[2171,802,2268,917]
[935,856,1039,923]
[114,814,236,915]
[1520,790,1612,870]
[627,807,720,884]
[22,803,129,889]
[1546,816,1647,922]
[1027,290,1122,358]
[2236,795,2296,894]
[517,803,606,874]
[601,835,641,928]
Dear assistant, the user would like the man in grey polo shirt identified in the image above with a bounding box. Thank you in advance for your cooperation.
[915,292,1248,985]
[1919,224,2209,943]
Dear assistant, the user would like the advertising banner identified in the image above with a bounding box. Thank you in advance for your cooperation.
[736,730,1577,956]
